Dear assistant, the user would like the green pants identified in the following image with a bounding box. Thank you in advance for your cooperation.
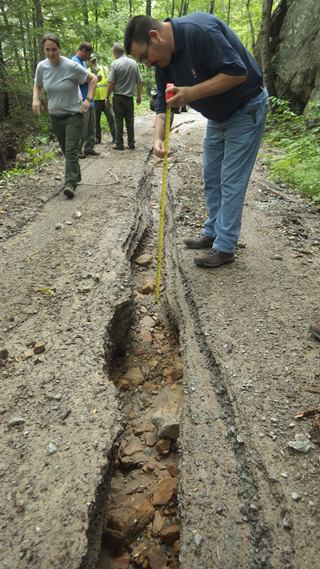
[80,107,96,153]
[113,94,135,148]
[50,113,83,187]
[94,99,115,142]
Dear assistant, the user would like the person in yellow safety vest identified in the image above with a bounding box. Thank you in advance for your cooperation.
[89,54,116,144]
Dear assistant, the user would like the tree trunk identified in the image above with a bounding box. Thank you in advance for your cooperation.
[145,0,151,16]
[260,0,276,96]
[209,1,215,14]
[0,1,24,74]
[245,0,256,52]
[33,0,44,62]
[82,0,89,26]
[227,0,231,25]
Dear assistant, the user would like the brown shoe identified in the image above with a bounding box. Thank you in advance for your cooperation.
[194,248,234,268]
[310,322,320,341]
[184,235,214,249]
[63,185,75,199]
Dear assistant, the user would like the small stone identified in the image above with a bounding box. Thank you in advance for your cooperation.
[124,367,144,386]
[155,438,171,455]
[291,492,301,502]
[283,517,292,530]
[0,348,9,359]
[33,341,45,354]
[159,524,180,545]
[118,379,131,391]
[74,211,82,219]
[288,433,314,453]
[140,279,155,294]
[47,442,58,454]
[24,350,34,359]
[55,223,63,230]
[135,254,153,267]
[152,510,164,535]
[153,476,177,506]
[193,532,203,546]
[271,254,283,261]
[147,546,167,569]
[8,416,26,427]
[110,554,130,569]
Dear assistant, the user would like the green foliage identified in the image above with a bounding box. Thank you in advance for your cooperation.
[0,134,58,181]
[264,97,320,203]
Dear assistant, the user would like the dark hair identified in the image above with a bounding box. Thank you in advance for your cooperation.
[42,33,61,49]
[124,15,161,54]
[78,42,93,53]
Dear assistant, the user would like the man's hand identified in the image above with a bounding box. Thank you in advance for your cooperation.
[153,138,165,158]
[136,95,141,105]
[166,86,193,108]
[105,98,111,108]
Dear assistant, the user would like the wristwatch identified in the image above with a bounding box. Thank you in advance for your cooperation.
[86,97,93,102]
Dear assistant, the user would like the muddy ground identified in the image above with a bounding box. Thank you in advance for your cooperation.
[0,111,319,569]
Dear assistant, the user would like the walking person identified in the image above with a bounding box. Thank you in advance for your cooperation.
[124,13,269,268]
[88,54,116,144]
[71,42,99,157]
[106,43,142,150]
[32,33,97,199]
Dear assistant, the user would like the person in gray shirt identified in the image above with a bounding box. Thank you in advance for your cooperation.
[32,33,97,199]
[106,43,142,150]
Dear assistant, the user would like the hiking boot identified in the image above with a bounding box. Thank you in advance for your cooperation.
[184,235,214,249]
[112,143,124,150]
[95,139,101,144]
[128,144,135,150]
[194,248,234,268]
[84,149,100,156]
[63,185,75,199]
[310,321,320,341]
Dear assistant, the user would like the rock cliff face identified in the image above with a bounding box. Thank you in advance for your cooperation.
[270,0,320,113]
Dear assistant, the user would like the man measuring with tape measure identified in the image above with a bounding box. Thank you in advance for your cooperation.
[124,12,268,269]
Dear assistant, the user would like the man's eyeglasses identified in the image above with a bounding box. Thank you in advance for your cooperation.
[140,38,150,65]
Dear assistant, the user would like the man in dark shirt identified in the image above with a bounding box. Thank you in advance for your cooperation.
[124,13,269,268]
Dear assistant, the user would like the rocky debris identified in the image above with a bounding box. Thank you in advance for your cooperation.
[0,348,9,359]
[135,253,153,267]
[152,404,181,441]
[97,241,182,569]
[288,433,314,453]
[153,476,178,506]
[123,366,144,386]
[104,495,154,549]
[33,340,46,354]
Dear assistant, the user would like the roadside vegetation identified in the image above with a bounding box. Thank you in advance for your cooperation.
[264,98,320,204]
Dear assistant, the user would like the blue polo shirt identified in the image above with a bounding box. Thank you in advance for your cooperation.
[71,54,94,108]
[155,12,263,122]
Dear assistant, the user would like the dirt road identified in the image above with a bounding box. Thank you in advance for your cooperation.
[0,111,319,569]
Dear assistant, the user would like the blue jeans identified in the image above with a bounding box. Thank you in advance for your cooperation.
[203,88,269,253]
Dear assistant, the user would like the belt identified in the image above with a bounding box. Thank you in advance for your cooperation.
[237,85,263,110]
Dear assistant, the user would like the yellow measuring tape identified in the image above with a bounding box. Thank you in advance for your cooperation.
[155,84,174,304]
